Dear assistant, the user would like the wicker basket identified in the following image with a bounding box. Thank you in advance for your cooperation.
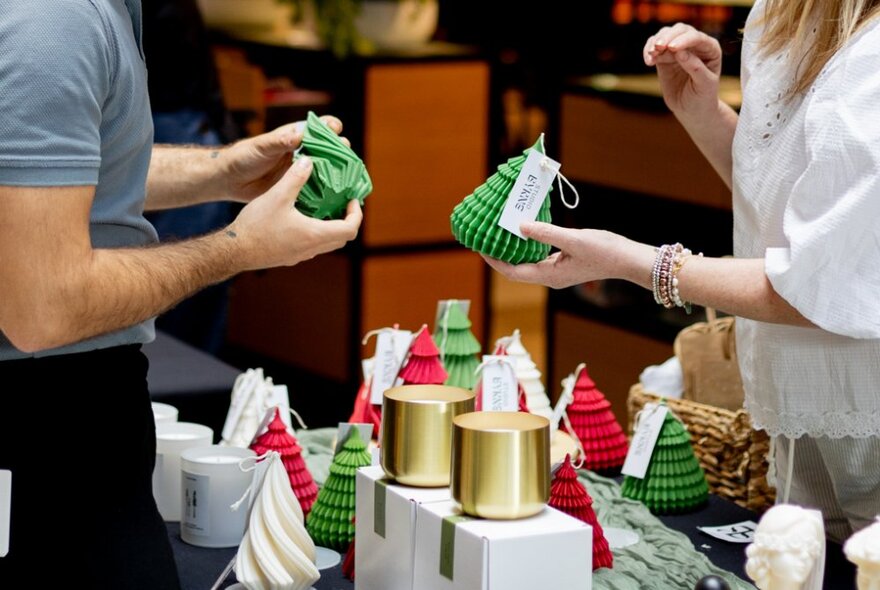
[628,384,775,513]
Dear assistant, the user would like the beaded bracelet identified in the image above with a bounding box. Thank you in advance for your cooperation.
[652,243,700,314]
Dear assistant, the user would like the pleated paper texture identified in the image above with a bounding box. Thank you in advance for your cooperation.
[504,330,553,420]
[433,301,481,390]
[451,137,552,264]
[306,428,372,550]
[398,327,448,385]
[295,111,372,220]
[566,366,629,473]
[549,454,613,571]
[620,409,709,514]
[250,408,319,518]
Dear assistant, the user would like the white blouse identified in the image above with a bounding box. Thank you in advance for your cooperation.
[732,1,880,438]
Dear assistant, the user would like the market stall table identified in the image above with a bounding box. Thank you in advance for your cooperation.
[162,429,858,589]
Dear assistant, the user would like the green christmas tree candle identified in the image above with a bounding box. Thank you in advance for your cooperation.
[295,111,372,220]
[621,407,709,514]
[306,427,372,550]
[433,301,481,390]
[450,136,552,264]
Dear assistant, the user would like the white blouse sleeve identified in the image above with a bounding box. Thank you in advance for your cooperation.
[765,20,880,338]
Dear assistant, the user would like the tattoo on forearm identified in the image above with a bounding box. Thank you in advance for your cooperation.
[211,151,220,159]
[226,230,237,238]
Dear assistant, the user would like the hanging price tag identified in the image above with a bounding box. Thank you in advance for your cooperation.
[550,373,576,433]
[265,385,293,431]
[0,470,10,558]
[498,149,560,238]
[480,356,518,412]
[621,403,668,479]
[369,329,413,404]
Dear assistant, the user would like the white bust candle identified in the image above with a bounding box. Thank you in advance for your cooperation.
[153,422,213,521]
[745,504,826,590]
[180,445,256,548]
[845,519,880,590]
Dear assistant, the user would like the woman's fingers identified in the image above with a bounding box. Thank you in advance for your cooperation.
[675,49,718,88]
[654,23,693,49]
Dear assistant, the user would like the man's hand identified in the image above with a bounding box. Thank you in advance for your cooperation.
[219,115,345,203]
[226,155,363,271]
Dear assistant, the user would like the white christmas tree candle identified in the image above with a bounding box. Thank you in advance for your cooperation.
[234,454,320,590]
[503,330,553,420]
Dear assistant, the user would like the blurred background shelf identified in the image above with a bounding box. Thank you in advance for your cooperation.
[209,35,491,425]
[181,0,755,427]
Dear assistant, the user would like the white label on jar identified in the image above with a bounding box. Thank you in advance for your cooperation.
[182,473,210,537]
[0,470,10,557]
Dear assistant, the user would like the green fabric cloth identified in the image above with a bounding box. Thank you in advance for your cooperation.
[295,429,754,589]
[583,470,753,590]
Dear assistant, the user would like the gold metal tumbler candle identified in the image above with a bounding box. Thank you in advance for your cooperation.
[381,385,475,487]
[452,412,550,519]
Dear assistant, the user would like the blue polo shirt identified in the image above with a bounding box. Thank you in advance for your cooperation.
[0,0,158,359]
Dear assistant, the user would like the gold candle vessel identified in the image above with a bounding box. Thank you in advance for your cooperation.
[381,384,475,487]
[452,411,550,519]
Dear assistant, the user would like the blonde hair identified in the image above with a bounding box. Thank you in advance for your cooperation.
[757,0,880,95]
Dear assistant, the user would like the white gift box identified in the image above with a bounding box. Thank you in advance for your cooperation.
[355,466,452,590]
[413,501,592,590]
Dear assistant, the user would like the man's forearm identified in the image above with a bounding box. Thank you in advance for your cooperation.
[145,145,228,211]
[9,229,242,352]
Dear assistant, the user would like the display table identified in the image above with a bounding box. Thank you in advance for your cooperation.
[166,430,857,590]
[144,330,241,437]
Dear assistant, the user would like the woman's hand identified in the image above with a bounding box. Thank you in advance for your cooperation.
[481,222,655,290]
[644,23,723,124]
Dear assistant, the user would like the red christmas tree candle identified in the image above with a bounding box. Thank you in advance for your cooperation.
[566,366,629,473]
[549,454,613,571]
[398,326,448,385]
[348,380,382,440]
[250,408,319,517]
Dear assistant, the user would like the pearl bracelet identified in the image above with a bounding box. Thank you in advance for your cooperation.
[652,243,700,313]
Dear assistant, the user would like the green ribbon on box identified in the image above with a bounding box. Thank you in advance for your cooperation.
[374,478,391,538]
[440,515,476,581]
